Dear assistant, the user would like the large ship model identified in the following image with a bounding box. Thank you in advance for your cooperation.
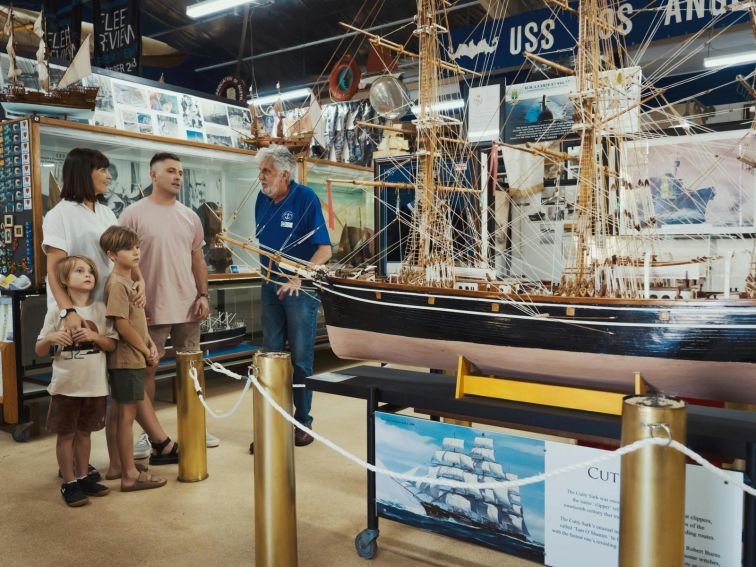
[222,0,756,402]
[0,10,97,118]
[314,0,756,402]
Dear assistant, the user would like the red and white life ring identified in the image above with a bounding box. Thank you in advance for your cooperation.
[328,56,361,102]
[215,75,248,103]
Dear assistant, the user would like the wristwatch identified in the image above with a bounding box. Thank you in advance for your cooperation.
[59,307,76,319]
[197,292,209,299]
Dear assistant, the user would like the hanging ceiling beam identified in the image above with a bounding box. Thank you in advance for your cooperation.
[194,0,481,73]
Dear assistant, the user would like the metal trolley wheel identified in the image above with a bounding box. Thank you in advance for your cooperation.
[354,528,379,559]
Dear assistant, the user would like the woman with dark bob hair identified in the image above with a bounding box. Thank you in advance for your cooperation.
[42,148,145,322]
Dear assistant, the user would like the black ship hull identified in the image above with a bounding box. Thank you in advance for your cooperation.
[318,278,756,402]
[420,502,529,541]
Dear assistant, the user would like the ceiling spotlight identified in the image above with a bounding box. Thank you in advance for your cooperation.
[187,0,261,19]
[249,88,313,106]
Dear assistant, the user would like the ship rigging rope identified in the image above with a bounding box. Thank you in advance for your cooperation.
[196,361,756,497]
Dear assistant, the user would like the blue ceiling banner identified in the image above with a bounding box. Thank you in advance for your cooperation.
[449,0,748,72]
[43,0,82,63]
[93,0,141,75]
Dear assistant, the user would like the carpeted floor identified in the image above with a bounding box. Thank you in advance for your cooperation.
[0,350,537,566]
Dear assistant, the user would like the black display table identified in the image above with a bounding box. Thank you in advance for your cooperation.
[306,365,756,563]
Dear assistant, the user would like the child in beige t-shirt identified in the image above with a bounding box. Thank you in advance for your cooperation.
[101,225,166,492]
[35,255,117,507]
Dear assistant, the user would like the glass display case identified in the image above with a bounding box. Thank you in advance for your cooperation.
[2,119,371,438]
[36,117,260,277]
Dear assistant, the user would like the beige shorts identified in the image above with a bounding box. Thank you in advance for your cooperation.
[149,322,201,358]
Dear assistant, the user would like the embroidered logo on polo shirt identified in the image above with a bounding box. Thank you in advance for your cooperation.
[281,210,294,228]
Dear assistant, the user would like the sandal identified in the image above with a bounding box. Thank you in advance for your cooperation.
[105,462,149,481]
[121,471,167,492]
[149,437,179,465]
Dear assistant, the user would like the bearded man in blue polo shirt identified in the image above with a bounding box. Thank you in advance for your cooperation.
[252,145,332,452]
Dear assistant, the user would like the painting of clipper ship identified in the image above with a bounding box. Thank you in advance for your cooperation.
[375,413,544,560]
[0,9,97,118]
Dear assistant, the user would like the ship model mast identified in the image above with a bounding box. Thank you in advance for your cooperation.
[559,0,622,297]
[398,0,457,288]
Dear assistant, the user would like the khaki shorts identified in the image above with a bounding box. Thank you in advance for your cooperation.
[149,322,201,358]
[46,395,107,434]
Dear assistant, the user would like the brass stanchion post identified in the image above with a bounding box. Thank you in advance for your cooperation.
[619,395,687,566]
[253,352,297,567]
[176,351,208,482]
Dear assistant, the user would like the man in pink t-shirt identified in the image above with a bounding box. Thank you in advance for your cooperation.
[120,152,214,461]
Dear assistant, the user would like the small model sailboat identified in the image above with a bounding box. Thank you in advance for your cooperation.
[242,83,313,154]
[0,9,98,118]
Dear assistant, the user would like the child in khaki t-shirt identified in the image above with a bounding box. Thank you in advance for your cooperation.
[101,225,166,492]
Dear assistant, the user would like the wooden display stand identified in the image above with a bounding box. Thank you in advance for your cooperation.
[454,355,651,416]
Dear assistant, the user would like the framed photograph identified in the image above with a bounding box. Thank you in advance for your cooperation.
[4,227,11,243]
[13,225,22,237]
[560,139,580,184]
[625,129,756,235]
[3,214,12,226]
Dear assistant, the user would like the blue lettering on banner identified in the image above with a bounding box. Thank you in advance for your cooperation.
[449,0,747,72]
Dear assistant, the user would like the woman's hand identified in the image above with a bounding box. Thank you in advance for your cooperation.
[71,326,97,344]
[132,279,147,309]
[48,329,73,347]
[62,311,84,332]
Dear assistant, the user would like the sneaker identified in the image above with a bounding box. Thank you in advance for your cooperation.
[206,431,220,448]
[86,464,102,482]
[58,463,102,482]
[134,432,151,459]
[61,481,89,507]
[294,428,314,447]
[78,476,110,497]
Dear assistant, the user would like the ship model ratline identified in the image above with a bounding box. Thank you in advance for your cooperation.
[221,0,756,403]
[0,9,97,118]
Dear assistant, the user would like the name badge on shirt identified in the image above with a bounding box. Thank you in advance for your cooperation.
[281,210,294,229]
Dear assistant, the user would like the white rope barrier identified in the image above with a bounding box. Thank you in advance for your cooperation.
[200,360,756,496]
[188,364,254,420]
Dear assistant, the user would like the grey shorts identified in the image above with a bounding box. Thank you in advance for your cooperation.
[109,368,145,403]
[149,322,201,357]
